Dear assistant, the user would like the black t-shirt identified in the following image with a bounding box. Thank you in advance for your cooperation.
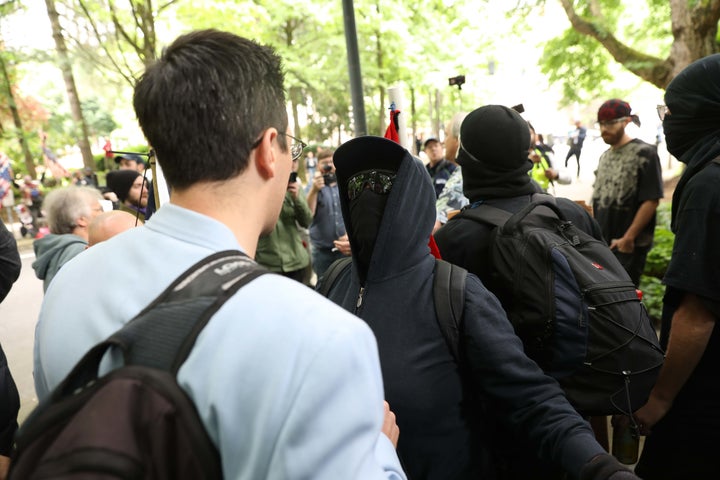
[591,139,663,247]
[659,162,720,428]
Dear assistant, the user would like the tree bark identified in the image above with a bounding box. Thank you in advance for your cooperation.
[45,0,95,171]
[0,52,36,178]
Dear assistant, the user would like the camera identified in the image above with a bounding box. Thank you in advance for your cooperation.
[322,164,333,173]
[289,172,298,183]
[448,75,466,90]
[323,173,336,186]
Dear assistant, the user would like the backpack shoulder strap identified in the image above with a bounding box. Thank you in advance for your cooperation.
[433,259,467,364]
[53,250,267,399]
[316,256,353,297]
[458,202,513,228]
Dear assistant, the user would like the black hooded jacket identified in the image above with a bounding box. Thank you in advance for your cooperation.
[320,136,603,480]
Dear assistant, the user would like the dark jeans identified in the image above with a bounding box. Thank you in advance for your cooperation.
[311,245,346,279]
[565,146,583,176]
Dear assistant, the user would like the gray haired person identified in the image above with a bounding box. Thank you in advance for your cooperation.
[32,186,104,291]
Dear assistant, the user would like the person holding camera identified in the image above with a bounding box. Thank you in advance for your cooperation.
[307,149,349,278]
[255,157,314,284]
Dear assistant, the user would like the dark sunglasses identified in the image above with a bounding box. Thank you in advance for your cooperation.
[347,169,396,201]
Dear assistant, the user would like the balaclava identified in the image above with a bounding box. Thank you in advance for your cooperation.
[663,53,720,231]
[663,54,720,162]
[334,137,404,285]
[457,105,537,200]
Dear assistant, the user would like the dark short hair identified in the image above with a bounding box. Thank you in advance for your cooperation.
[133,29,288,190]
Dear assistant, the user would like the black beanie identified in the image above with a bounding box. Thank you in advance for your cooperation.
[457,105,537,200]
[106,169,141,202]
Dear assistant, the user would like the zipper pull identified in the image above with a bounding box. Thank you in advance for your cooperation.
[356,287,365,309]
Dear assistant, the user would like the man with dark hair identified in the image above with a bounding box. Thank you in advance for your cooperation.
[592,99,663,286]
[633,54,720,480]
[34,30,405,480]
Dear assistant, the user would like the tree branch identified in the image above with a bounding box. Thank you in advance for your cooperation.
[76,0,135,86]
[558,0,671,88]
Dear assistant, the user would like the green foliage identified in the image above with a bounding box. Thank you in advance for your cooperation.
[643,226,674,279]
[639,274,664,325]
[81,98,117,137]
[639,202,674,322]
[539,30,615,105]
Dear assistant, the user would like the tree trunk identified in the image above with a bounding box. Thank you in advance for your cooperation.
[0,52,36,178]
[45,0,95,172]
[667,0,720,80]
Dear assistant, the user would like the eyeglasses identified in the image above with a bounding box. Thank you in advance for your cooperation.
[347,169,396,201]
[284,133,307,161]
[597,117,628,128]
[657,105,671,121]
[251,131,307,161]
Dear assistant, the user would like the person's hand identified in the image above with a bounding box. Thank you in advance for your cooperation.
[632,393,673,436]
[432,220,442,234]
[544,168,559,180]
[333,234,351,256]
[103,191,119,203]
[381,401,400,449]
[287,181,299,198]
[609,236,635,254]
[579,453,639,480]
[529,151,541,163]
[311,172,325,192]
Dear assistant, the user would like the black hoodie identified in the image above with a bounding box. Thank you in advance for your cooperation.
[321,136,604,480]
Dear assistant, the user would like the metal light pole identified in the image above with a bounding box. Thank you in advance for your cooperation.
[341,0,367,137]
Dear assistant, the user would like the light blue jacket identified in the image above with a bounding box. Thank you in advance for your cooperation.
[34,204,406,480]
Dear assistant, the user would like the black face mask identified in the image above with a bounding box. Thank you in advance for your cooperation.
[349,190,388,284]
[663,115,696,160]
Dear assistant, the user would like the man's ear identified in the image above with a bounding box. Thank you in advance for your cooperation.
[75,216,89,229]
[254,128,280,180]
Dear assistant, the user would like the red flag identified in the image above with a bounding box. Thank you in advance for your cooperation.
[428,234,442,259]
[384,108,400,143]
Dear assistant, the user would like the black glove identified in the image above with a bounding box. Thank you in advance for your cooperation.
[579,454,641,480]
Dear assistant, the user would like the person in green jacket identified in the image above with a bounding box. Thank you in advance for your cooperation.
[255,158,313,284]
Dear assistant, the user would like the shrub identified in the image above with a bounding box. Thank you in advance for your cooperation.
[639,202,674,324]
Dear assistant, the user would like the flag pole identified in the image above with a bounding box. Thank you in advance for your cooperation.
[388,86,409,150]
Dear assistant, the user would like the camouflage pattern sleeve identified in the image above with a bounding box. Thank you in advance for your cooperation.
[435,167,468,224]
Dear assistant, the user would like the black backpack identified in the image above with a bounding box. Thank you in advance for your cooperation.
[10,251,267,479]
[317,256,467,363]
[456,195,665,415]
